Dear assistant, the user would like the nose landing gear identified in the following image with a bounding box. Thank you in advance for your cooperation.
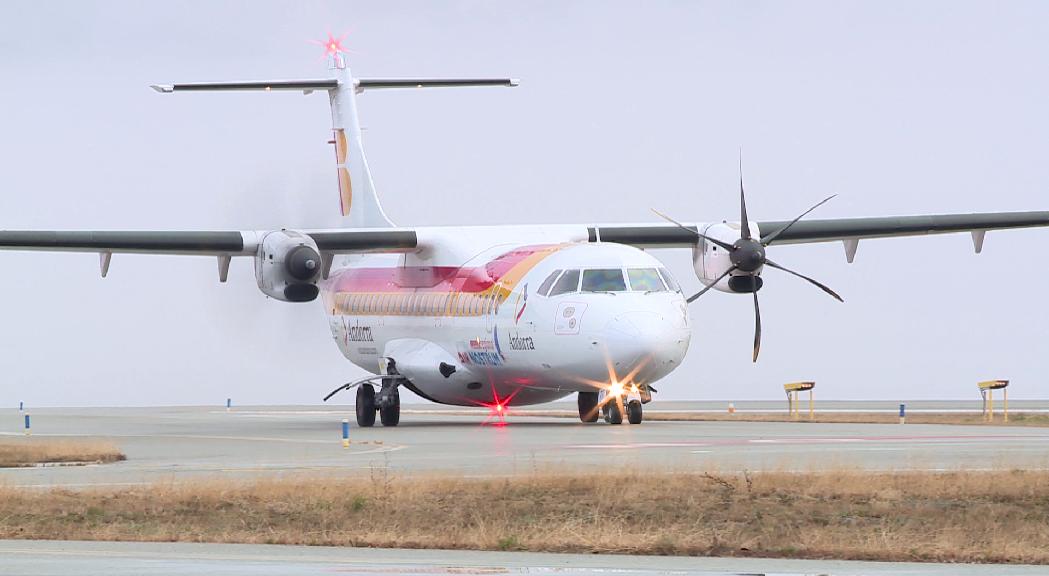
[592,389,645,425]
[604,400,624,425]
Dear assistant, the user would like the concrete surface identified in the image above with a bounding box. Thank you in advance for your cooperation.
[2,402,1047,487]
[1,540,1045,576]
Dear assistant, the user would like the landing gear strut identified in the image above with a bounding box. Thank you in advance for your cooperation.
[375,374,401,427]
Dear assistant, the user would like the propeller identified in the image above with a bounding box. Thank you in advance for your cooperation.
[653,163,842,362]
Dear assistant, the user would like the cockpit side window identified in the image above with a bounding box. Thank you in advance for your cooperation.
[658,267,682,293]
[538,270,562,296]
[627,268,667,292]
[581,269,627,292]
[549,269,580,296]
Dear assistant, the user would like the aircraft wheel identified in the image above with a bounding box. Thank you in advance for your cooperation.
[577,391,599,423]
[606,400,624,425]
[380,392,400,427]
[355,384,376,427]
[627,400,643,425]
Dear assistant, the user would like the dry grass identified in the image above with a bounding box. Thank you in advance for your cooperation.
[502,409,1049,427]
[0,439,126,468]
[2,470,1048,563]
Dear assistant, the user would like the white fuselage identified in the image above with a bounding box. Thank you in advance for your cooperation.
[320,226,691,407]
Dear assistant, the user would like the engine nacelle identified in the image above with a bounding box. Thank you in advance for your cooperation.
[691,222,761,294]
[254,230,323,302]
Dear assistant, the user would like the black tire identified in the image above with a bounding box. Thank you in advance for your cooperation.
[577,391,599,423]
[380,391,400,427]
[607,400,624,425]
[355,384,376,427]
[627,400,643,425]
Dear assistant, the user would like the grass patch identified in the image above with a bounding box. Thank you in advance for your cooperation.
[0,439,126,468]
[1,470,1048,563]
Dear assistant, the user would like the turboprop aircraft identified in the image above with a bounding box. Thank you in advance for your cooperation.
[6,39,1049,426]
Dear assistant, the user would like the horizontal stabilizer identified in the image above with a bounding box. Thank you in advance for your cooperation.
[151,78,518,94]
[150,79,338,93]
[356,78,518,91]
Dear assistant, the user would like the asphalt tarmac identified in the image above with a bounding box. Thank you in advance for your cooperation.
[2,401,1047,488]
[3,401,1047,574]
[3,540,1047,576]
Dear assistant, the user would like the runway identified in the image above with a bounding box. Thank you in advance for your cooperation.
[2,540,1047,576]
[2,401,1048,487]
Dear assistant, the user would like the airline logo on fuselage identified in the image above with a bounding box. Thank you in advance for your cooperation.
[508,333,535,351]
[347,324,374,342]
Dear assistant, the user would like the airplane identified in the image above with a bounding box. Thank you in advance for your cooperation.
[6,39,1049,427]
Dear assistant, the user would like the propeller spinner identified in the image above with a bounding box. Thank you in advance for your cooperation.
[653,166,842,362]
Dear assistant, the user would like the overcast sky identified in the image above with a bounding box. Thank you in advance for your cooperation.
[1,1,1047,407]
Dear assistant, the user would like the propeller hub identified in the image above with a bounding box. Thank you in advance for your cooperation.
[731,239,766,273]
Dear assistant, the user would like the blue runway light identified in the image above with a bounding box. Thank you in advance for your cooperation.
[226,398,231,412]
[899,403,906,424]
[18,401,23,412]
[24,413,30,435]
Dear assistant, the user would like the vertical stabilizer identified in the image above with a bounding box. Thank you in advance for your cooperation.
[328,53,395,228]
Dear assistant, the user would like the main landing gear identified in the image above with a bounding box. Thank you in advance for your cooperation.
[579,390,645,425]
[577,391,600,423]
[355,376,401,427]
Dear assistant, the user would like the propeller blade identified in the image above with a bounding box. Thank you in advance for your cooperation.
[765,259,845,302]
[686,266,737,303]
[760,194,837,246]
[651,208,734,251]
[752,291,761,363]
[738,154,751,240]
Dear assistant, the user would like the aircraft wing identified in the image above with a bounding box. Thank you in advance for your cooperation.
[590,210,1049,257]
[754,211,1049,245]
[0,229,419,279]
[0,229,418,255]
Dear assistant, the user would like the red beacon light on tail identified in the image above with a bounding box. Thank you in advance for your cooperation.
[312,32,350,62]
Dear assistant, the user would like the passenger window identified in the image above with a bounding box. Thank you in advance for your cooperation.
[658,268,682,293]
[538,270,562,296]
[581,269,627,292]
[549,269,580,296]
[628,268,666,292]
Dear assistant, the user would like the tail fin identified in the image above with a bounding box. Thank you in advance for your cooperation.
[152,53,518,228]
[328,54,392,227]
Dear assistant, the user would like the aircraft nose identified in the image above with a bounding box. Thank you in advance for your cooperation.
[604,311,690,376]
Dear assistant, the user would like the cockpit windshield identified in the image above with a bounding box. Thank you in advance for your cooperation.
[540,267,680,295]
[626,268,666,292]
[549,269,580,296]
[581,269,627,292]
